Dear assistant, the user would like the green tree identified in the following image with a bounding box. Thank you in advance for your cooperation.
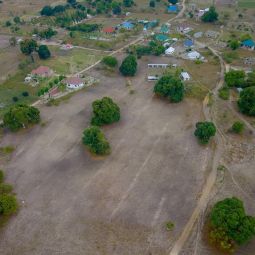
[3,104,40,132]
[0,170,4,183]
[102,56,118,67]
[9,36,17,47]
[0,183,13,194]
[229,40,240,50]
[153,75,184,103]
[201,6,218,23]
[194,121,216,144]
[119,55,137,76]
[38,45,51,59]
[13,16,21,24]
[231,121,245,134]
[246,71,255,87]
[168,0,178,4]
[91,97,120,126]
[224,70,246,88]
[40,6,54,16]
[238,86,255,116]
[0,194,18,216]
[210,197,255,249]
[123,0,134,7]
[82,126,110,155]
[20,39,37,56]
[149,0,155,7]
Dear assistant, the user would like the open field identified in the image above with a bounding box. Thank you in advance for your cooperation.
[0,54,212,255]
[238,0,255,8]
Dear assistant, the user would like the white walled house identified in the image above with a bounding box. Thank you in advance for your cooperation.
[165,47,175,55]
[64,77,84,89]
[180,72,191,81]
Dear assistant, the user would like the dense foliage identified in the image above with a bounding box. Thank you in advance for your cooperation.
[102,56,118,67]
[153,75,184,103]
[201,6,218,23]
[224,70,246,88]
[119,55,137,76]
[3,104,40,132]
[194,121,216,144]
[33,27,57,39]
[82,126,110,155]
[38,45,51,59]
[68,23,100,33]
[231,121,245,134]
[20,39,37,55]
[91,97,120,126]
[238,86,255,116]
[209,197,255,252]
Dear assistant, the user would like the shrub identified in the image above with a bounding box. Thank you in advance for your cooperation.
[12,96,19,102]
[201,6,218,23]
[154,75,184,103]
[91,97,120,126]
[231,121,244,134]
[102,56,118,68]
[224,70,246,88]
[0,183,13,194]
[0,170,4,183]
[194,121,216,144]
[218,86,230,100]
[22,91,29,97]
[3,104,40,132]
[0,194,18,216]
[119,55,137,76]
[82,126,110,155]
[166,221,174,231]
[238,86,255,116]
[38,45,51,59]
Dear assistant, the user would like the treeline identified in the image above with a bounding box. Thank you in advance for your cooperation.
[68,23,101,33]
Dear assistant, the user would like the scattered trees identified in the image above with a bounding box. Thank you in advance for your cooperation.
[201,6,218,23]
[91,97,120,126]
[119,55,137,76]
[153,75,184,103]
[231,121,245,134]
[3,104,40,132]
[82,126,110,155]
[209,197,255,252]
[224,70,246,88]
[238,86,255,116]
[194,121,216,144]
[102,56,118,68]
[38,45,51,59]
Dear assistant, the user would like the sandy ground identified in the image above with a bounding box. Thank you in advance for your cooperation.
[0,55,211,255]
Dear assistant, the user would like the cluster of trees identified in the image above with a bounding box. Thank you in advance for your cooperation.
[55,10,87,27]
[224,70,255,116]
[133,40,165,58]
[209,197,255,253]
[0,170,18,217]
[153,74,184,103]
[33,27,57,39]
[194,121,216,144]
[3,104,40,132]
[68,23,101,33]
[201,6,218,23]
[82,97,121,155]
[119,55,137,76]
[20,39,51,60]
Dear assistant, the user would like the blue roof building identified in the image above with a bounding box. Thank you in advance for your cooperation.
[122,21,134,30]
[184,39,193,47]
[242,39,255,49]
[155,34,169,42]
[160,24,169,34]
[167,5,178,13]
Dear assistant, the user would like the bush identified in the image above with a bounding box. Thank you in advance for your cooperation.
[82,126,110,155]
[91,97,120,126]
[231,121,245,134]
[38,45,51,59]
[201,6,218,23]
[0,183,13,194]
[119,55,137,76]
[102,56,118,68]
[194,121,216,144]
[0,194,18,216]
[22,91,29,97]
[3,104,40,132]
[12,96,18,102]
[209,197,255,252]
[238,86,255,116]
[218,86,230,100]
[153,75,184,103]
[0,170,4,183]
[224,70,246,88]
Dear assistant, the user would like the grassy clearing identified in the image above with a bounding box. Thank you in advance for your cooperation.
[238,0,255,8]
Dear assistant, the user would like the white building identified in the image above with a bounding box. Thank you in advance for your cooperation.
[64,77,84,89]
[147,76,159,81]
[180,72,191,81]
[187,51,201,60]
[165,47,175,55]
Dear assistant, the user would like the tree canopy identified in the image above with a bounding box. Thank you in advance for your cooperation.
[209,197,255,252]
[102,56,118,67]
[38,45,51,59]
[194,121,216,144]
[224,70,246,88]
[168,0,178,4]
[3,104,40,132]
[91,97,120,126]
[201,6,218,23]
[20,39,37,55]
[153,74,184,103]
[238,86,255,116]
[82,126,110,155]
[119,55,137,76]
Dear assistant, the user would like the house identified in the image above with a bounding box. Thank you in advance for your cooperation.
[184,39,194,48]
[187,51,201,60]
[148,75,159,81]
[31,66,53,77]
[205,30,220,39]
[241,39,255,50]
[24,76,32,83]
[160,24,170,34]
[121,21,134,30]
[177,24,193,34]
[155,34,169,42]
[193,31,203,39]
[148,63,170,68]
[167,5,178,13]
[102,27,115,34]
[64,77,84,89]
[165,47,175,55]
[197,8,209,19]
[180,72,191,81]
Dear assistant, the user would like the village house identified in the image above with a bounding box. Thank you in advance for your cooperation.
[180,72,191,81]
[184,39,194,48]
[187,51,201,60]
[167,5,178,13]
[205,30,220,39]
[102,27,115,34]
[31,66,53,78]
[64,77,84,89]
[177,24,193,34]
[241,39,255,50]
[165,46,175,55]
